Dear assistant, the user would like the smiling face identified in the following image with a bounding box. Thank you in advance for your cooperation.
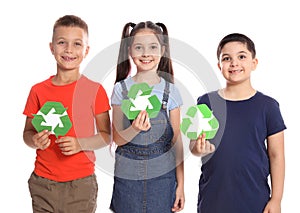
[50,26,89,73]
[129,29,165,73]
[218,41,258,86]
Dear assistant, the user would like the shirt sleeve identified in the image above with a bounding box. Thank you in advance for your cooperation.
[23,86,40,118]
[266,98,286,136]
[111,82,123,106]
[197,94,210,106]
[168,83,183,110]
[94,84,111,115]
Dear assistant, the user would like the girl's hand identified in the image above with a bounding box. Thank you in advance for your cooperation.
[172,185,185,212]
[195,133,215,156]
[132,110,151,131]
[32,130,51,150]
[56,136,82,155]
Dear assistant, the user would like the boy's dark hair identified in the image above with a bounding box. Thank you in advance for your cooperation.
[217,33,256,60]
[53,15,88,37]
[115,21,174,83]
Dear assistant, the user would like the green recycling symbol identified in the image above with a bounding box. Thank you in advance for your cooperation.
[121,83,161,120]
[180,104,219,140]
[32,101,72,137]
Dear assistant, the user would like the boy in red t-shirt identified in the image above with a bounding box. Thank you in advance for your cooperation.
[23,15,111,212]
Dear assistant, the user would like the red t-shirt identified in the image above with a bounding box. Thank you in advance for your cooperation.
[23,75,110,182]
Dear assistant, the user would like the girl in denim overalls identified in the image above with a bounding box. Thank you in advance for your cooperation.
[110,21,185,213]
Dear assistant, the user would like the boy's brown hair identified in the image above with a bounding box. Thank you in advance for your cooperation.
[52,15,89,37]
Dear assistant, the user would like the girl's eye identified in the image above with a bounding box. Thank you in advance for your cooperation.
[150,45,158,50]
[135,46,142,50]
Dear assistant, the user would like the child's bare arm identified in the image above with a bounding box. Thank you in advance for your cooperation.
[170,108,185,212]
[56,111,111,155]
[263,131,285,213]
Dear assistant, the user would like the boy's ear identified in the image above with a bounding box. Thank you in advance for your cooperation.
[252,58,258,70]
[84,45,90,58]
[49,42,54,55]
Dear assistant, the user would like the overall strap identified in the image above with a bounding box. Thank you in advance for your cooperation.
[162,81,170,109]
[120,80,128,99]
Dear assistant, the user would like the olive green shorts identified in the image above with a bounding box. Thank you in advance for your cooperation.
[28,172,98,213]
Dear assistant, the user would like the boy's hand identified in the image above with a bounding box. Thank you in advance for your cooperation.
[195,133,215,156]
[263,198,281,213]
[56,136,82,155]
[32,130,51,150]
[132,110,151,131]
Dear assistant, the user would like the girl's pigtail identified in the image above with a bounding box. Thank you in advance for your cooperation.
[156,22,168,37]
[115,22,136,83]
[156,22,174,83]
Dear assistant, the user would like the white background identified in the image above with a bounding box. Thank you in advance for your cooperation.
[1,0,299,212]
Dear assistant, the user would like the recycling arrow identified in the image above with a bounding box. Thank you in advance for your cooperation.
[180,104,219,140]
[121,83,161,120]
[32,101,72,137]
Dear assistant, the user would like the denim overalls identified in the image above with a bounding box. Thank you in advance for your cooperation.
[110,80,177,213]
